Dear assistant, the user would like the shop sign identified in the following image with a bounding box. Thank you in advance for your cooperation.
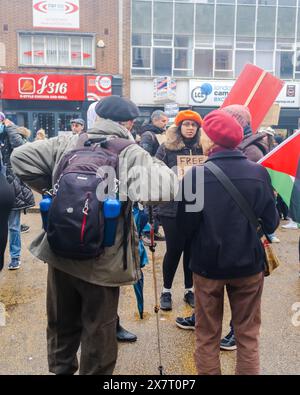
[190,80,234,107]
[276,83,300,108]
[0,73,85,101]
[86,76,112,101]
[190,79,300,108]
[33,0,80,30]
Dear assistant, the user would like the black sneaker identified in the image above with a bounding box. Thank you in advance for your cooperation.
[176,314,195,330]
[160,292,172,311]
[21,225,30,234]
[220,329,237,351]
[184,291,195,308]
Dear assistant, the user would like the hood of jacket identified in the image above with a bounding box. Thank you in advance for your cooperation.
[141,123,164,135]
[164,124,201,152]
[91,118,135,141]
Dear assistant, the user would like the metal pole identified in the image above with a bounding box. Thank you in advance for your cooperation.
[149,205,164,375]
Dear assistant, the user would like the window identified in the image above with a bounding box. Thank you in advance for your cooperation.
[276,51,294,79]
[215,49,233,78]
[132,47,151,68]
[277,7,296,40]
[256,51,274,72]
[195,4,214,46]
[235,50,254,77]
[19,33,94,68]
[257,6,276,38]
[153,48,172,76]
[194,49,213,78]
[236,5,256,42]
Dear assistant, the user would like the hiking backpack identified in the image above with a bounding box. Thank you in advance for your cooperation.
[46,134,134,260]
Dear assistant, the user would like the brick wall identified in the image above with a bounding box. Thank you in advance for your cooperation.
[0,0,123,77]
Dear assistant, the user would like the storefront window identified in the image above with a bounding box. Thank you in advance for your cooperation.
[19,33,94,68]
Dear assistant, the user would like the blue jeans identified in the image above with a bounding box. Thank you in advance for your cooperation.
[8,210,21,259]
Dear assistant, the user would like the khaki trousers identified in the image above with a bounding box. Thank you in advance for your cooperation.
[193,272,264,375]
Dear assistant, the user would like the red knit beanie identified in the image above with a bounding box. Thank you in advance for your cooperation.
[175,110,203,127]
[202,110,243,149]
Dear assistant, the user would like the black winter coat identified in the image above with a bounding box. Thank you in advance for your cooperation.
[178,149,279,280]
[140,124,165,156]
[156,125,203,217]
[0,124,35,211]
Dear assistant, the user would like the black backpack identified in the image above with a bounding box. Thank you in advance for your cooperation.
[47,134,134,260]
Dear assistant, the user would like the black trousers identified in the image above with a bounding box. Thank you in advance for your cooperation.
[0,174,14,270]
[160,216,193,290]
[47,266,120,375]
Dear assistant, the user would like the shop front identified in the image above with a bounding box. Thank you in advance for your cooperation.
[0,73,122,138]
[131,78,300,132]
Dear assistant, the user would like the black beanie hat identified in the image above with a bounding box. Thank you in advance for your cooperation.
[95,95,140,122]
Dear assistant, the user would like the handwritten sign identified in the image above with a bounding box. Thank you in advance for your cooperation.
[177,155,207,180]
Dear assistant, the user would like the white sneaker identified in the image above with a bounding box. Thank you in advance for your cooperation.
[270,236,280,243]
[282,221,298,229]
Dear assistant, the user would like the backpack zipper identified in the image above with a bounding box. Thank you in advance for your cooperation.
[80,193,90,244]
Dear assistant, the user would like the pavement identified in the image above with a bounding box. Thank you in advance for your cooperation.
[0,213,299,375]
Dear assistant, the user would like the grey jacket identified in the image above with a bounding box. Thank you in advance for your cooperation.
[11,119,178,287]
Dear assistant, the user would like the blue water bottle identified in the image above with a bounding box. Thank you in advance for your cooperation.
[40,193,52,232]
[103,198,122,247]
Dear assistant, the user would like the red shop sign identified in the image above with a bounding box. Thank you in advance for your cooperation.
[0,73,85,101]
[86,76,112,101]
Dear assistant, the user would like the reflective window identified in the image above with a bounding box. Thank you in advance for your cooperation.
[19,33,94,68]
[235,50,254,77]
[257,6,276,38]
[194,49,213,78]
[153,48,172,76]
[276,51,294,79]
[131,0,300,80]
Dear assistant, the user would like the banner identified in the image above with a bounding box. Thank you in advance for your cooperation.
[0,73,85,101]
[33,0,80,30]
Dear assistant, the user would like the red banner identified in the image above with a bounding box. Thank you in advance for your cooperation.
[0,73,85,101]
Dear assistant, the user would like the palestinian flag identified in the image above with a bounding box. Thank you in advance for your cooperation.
[259,131,300,223]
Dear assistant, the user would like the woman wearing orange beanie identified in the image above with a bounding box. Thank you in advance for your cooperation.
[156,110,203,311]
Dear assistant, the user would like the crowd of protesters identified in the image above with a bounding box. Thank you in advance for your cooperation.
[0,96,298,376]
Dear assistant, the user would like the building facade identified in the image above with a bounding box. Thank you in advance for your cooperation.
[0,0,131,137]
[130,0,300,131]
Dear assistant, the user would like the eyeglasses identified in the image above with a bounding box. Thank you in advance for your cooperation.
[182,121,198,128]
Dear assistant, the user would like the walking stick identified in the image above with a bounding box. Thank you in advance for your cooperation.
[148,205,164,375]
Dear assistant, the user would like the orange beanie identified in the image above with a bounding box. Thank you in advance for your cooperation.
[175,110,203,127]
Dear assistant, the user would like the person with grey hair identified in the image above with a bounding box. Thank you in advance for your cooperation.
[140,110,169,157]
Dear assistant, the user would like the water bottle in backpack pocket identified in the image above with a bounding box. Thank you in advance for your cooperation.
[40,193,52,232]
[103,198,122,247]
